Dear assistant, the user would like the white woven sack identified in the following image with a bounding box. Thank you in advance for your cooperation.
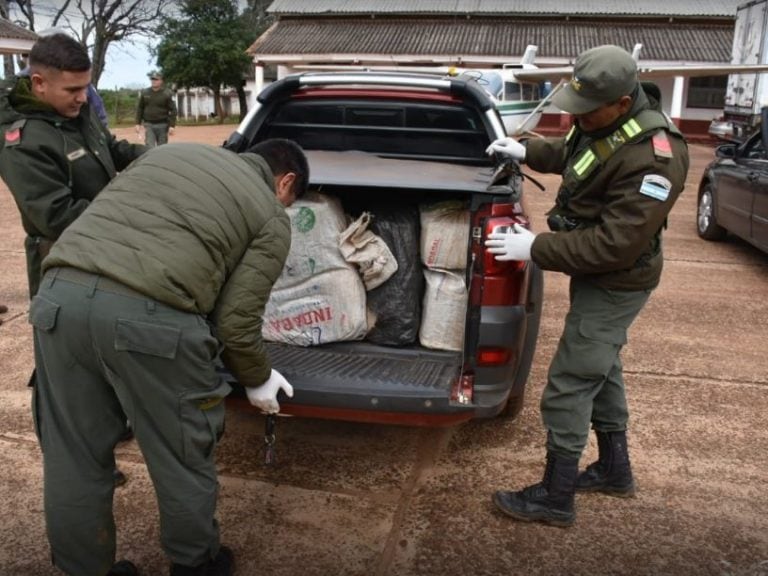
[263,268,368,346]
[276,192,348,289]
[419,201,470,270]
[419,268,468,352]
[338,211,398,290]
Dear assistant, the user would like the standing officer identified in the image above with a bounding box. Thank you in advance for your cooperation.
[485,45,689,526]
[0,33,147,297]
[31,138,308,576]
[135,70,177,146]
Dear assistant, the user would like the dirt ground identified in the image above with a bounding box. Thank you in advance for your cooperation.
[1,125,767,576]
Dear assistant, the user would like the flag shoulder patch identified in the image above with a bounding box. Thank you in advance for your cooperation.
[639,174,672,201]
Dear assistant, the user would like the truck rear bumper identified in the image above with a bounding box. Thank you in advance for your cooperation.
[225,341,476,426]
[223,302,529,426]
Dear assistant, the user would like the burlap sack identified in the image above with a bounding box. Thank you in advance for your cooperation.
[419,268,468,352]
[276,192,348,289]
[338,212,398,290]
[263,268,368,346]
[420,201,470,270]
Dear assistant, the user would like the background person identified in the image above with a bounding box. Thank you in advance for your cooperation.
[485,44,689,527]
[32,138,308,576]
[135,70,177,146]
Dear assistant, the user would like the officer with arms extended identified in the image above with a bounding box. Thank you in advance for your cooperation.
[135,70,177,146]
[485,45,689,527]
[30,138,308,576]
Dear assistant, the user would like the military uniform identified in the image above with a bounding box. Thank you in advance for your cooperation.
[32,143,291,574]
[525,87,689,458]
[135,83,177,147]
[0,75,147,296]
[490,45,690,527]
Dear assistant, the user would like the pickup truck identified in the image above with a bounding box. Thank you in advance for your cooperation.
[224,72,542,426]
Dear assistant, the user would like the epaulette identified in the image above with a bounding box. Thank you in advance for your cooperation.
[3,119,26,148]
[651,131,673,159]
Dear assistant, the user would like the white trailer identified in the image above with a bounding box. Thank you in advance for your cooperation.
[724,0,768,139]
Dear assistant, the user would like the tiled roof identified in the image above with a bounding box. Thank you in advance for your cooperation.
[267,0,742,18]
[0,18,38,41]
[249,18,733,63]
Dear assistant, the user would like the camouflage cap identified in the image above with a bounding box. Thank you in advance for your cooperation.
[552,45,638,115]
[148,70,162,79]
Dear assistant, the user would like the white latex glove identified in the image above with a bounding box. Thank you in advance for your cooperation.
[485,137,526,162]
[485,223,535,261]
[246,369,294,413]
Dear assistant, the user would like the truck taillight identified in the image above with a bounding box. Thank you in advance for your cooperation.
[484,216,528,274]
[470,203,529,306]
[477,347,513,366]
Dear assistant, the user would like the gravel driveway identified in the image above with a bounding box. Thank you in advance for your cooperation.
[1,126,766,576]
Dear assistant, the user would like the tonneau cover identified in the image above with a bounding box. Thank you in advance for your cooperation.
[306,150,496,193]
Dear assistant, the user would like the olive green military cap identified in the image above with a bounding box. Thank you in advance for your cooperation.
[552,45,638,115]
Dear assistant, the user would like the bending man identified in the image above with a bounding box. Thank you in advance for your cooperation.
[31,138,308,576]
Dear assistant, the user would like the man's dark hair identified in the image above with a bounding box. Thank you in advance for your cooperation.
[29,33,91,73]
[246,138,309,199]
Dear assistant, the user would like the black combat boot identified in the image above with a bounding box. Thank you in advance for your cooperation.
[492,453,579,527]
[576,430,635,497]
[170,545,234,576]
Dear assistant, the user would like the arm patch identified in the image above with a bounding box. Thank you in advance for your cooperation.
[639,174,672,201]
[652,131,673,159]
[4,119,26,147]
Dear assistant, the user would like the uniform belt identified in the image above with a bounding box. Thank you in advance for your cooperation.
[48,267,147,299]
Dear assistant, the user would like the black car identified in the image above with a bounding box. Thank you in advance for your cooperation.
[224,72,542,426]
[697,127,768,254]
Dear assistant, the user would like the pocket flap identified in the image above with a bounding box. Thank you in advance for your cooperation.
[115,318,180,359]
[578,319,627,345]
[28,296,60,332]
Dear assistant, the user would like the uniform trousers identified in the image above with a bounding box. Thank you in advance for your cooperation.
[30,267,230,576]
[542,277,651,459]
[143,121,170,147]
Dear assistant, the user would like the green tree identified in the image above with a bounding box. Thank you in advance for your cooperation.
[242,0,274,38]
[156,0,254,122]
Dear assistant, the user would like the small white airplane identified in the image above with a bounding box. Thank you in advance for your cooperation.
[477,44,768,137]
[447,45,546,138]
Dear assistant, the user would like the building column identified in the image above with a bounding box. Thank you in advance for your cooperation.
[670,76,685,126]
[253,64,264,109]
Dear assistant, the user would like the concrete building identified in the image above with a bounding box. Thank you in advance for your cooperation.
[0,17,37,64]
